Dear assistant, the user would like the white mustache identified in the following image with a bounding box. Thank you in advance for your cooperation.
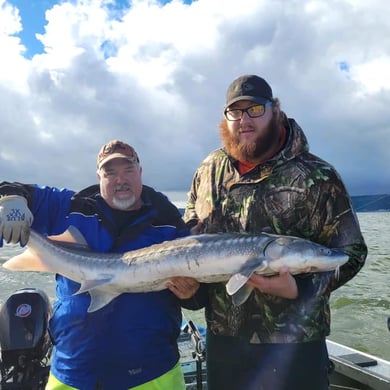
[114,184,131,192]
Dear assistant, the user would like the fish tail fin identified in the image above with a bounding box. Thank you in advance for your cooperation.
[3,249,50,272]
[3,225,88,272]
[49,225,89,247]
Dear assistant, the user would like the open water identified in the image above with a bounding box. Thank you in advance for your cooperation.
[0,209,389,361]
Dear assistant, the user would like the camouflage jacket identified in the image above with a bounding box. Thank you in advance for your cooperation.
[184,118,367,343]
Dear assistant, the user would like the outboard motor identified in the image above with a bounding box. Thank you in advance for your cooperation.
[0,288,52,390]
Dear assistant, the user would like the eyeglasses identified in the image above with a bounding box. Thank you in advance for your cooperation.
[224,102,272,121]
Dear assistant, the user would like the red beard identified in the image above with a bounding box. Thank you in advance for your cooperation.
[219,115,281,162]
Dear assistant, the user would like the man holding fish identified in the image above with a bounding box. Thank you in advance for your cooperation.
[0,140,199,390]
[183,75,368,390]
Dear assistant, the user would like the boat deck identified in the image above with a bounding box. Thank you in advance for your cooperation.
[327,339,390,390]
[180,334,390,390]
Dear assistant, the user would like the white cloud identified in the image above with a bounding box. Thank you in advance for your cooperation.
[351,57,390,94]
[0,0,389,195]
[0,0,30,91]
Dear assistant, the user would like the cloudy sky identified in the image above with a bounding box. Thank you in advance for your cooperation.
[1,0,389,198]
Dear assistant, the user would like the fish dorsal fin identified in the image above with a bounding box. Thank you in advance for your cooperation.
[231,285,255,306]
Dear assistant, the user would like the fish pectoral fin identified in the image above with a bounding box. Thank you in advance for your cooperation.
[75,277,114,294]
[226,257,265,295]
[87,290,121,313]
[226,272,254,295]
[232,285,255,306]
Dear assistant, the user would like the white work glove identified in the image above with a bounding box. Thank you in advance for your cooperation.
[0,195,33,246]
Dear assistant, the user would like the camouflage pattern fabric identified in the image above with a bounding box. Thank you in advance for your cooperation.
[184,117,367,343]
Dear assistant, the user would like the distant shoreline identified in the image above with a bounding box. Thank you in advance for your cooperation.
[168,193,390,213]
[351,194,390,212]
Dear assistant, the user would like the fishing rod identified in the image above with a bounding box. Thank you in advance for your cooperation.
[181,317,206,390]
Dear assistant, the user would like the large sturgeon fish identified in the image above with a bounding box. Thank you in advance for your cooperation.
[2,227,348,312]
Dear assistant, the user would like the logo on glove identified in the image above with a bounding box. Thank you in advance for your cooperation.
[7,208,27,221]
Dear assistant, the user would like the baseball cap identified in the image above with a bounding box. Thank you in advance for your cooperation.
[97,140,139,170]
[225,75,273,108]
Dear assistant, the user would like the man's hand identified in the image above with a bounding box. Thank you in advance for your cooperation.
[0,195,33,246]
[166,277,200,299]
[189,220,203,235]
[247,267,298,299]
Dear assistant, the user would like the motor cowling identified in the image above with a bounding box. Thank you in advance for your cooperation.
[0,288,52,368]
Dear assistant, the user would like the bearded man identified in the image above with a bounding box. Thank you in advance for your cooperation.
[183,75,367,390]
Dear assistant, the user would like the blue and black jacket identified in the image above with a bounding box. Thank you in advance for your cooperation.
[0,182,189,389]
